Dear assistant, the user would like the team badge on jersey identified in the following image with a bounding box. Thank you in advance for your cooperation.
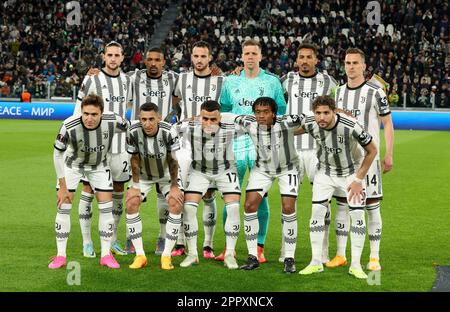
[103,131,109,139]
[338,135,344,144]
[56,134,66,143]
[259,87,264,96]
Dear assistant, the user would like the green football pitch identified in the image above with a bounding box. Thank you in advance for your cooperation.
[0,119,449,292]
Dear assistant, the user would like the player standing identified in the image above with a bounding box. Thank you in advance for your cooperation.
[74,41,132,257]
[49,94,128,269]
[297,96,377,279]
[124,103,184,269]
[219,39,287,263]
[172,41,225,259]
[328,48,394,272]
[280,43,337,263]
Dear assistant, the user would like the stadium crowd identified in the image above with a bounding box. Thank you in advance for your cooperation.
[0,0,449,107]
[0,0,168,98]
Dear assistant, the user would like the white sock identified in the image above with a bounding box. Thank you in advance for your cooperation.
[282,212,297,259]
[157,193,168,239]
[309,203,327,265]
[322,202,331,262]
[224,201,240,256]
[335,201,350,258]
[203,196,216,249]
[98,201,114,257]
[183,202,199,257]
[163,213,182,257]
[244,212,259,258]
[176,212,186,246]
[55,203,72,257]
[126,212,144,256]
[367,202,382,259]
[349,208,366,270]
[78,191,93,245]
[111,191,124,243]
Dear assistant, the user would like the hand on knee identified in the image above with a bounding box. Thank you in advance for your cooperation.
[126,197,140,214]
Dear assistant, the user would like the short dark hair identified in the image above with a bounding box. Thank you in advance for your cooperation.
[140,102,159,114]
[345,48,365,63]
[242,39,262,51]
[252,97,277,114]
[312,95,336,111]
[192,41,212,54]
[81,94,104,112]
[200,100,221,112]
[147,47,164,55]
[104,41,124,55]
[298,42,318,57]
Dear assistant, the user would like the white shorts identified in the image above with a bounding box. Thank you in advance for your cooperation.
[108,152,131,183]
[246,167,299,198]
[314,171,366,208]
[57,166,113,192]
[129,176,183,202]
[298,149,318,184]
[365,159,383,200]
[185,168,241,197]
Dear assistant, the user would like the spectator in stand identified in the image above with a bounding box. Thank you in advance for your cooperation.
[20,88,31,102]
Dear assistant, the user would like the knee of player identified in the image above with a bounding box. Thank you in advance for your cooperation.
[168,201,183,215]
[244,200,257,213]
[281,203,296,215]
[126,197,140,214]
[113,182,125,192]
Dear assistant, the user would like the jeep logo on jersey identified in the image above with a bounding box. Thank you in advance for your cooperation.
[103,131,109,139]
[143,90,167,98]
[239,99,254,107]
[322,144,342,154]
[345,108,361,118]
[144,152,164,159]
[81,144,105,152]
[188,94,211,102]
[294,91,318,99]
[105,95,126,103]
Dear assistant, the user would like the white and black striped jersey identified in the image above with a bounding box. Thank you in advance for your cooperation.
[176,119,237,175]
[235,114,304,175]
[302,113,373,177]
[174,72,225,119]
[281,71,337,150]
[127,121,180,181]
[335,81,390,159]
[74,69,132,154]
[54,112,128,170]
[129,69,179,120]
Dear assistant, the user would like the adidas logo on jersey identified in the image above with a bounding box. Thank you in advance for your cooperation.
[102,85,108,89]
[186,85,192,89]
[290,188,296,193]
